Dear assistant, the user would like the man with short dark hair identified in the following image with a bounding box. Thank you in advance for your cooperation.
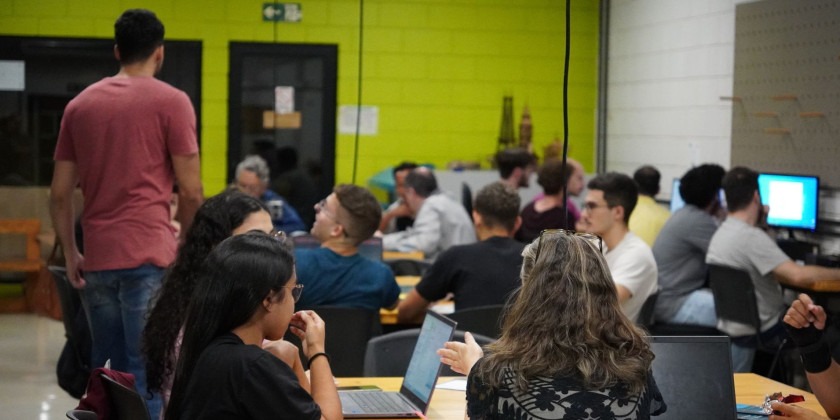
[50,9,203,418]
[495,148,536,189]
[383,167,476,259]
[653,164,725,327]
[707,166,840,372]
[629,165,670,246]
[294,184,400,311]
[579,172,657,322]
[398,182,525,323]
[379,161,419,233]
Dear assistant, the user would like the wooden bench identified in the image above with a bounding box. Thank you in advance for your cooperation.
[0,219,43,313]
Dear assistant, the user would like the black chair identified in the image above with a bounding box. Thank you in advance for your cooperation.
[461,182,473,221]
[648,322,723,336]
[363,329,494,377]
[386,259,432,277]
[708,264,788,378]
[99,373,151,420]
[284,306,382,376]
[637,292,658,329]
[49,265,92,399]
[65,410,97,420]
[448,304,505,339]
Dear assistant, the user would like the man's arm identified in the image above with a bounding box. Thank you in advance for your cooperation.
[615,284,632,303]
[172,153,203,236]
[397,289,432,324]
[49,161,85,288]
[773,260,840,288]
[379,201,411,233]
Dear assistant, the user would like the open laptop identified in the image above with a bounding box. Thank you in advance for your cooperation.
[649,336,738,419]
[340,311,456,418]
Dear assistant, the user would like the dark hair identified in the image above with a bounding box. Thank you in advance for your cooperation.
[680,164,725,208]
[722,166,759,212]
[334,184,382,245]
[392,161,419,177]
[474,182,521,231]
[496,148,536,179]
[166,232,294,420]
[537,160,574,195]
[114,9,164,64]
[405,167,438,198]
[633,165,661,197]
[587,172,638,224]
[142,190,268,395]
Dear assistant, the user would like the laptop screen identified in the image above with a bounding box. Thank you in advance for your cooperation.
[649,336,736,420]
[400,312,457,411]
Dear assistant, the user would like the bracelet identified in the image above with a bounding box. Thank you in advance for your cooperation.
[308,352,330,365]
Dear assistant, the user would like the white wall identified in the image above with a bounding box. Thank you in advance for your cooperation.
[606,0,756,198]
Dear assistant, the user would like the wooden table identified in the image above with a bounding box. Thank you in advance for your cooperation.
[383,250,425,261]
[380,276,454,325]
[336,374,828,419]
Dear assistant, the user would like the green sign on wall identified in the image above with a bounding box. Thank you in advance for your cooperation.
[262,3,302,22]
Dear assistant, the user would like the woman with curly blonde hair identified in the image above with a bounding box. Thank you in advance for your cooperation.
[439,230,667,419]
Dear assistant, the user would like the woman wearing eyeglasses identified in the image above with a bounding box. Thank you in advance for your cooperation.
[166,232,341,420]
[439,231,667,419]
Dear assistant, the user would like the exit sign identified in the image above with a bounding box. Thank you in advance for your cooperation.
[263,3,302,22]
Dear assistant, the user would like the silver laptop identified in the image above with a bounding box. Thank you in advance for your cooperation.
[649,336,737,420]
[340,311,456,418]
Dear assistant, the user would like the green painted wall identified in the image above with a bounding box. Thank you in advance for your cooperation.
[2,0,599,193]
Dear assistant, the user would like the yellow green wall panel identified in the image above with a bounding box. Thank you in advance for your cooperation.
[2,0,600,192]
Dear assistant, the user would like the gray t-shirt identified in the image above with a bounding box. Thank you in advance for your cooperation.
[705,217,789,336]
[652,205,718,321]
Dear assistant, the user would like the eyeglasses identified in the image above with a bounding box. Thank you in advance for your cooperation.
[315,197,350,238]
[270,230,287,241]
[582,202,610,212]
[534,229,603,262]
[284,284,304,303]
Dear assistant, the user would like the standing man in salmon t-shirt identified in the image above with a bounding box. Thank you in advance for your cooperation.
[49,9,203,419]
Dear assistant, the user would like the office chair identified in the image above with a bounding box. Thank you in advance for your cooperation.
[284,306,382,376]
[637,291,658,329]
[708,264,789,379]
[448,304,505,339]
[363,329,494,377]
[99,373,151,420]
[461,182,473,221]
[65,410,98,420]
[386,259,432,277]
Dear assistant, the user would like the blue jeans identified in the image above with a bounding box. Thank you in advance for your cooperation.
[82,264,163,419]
[671,289,717,327]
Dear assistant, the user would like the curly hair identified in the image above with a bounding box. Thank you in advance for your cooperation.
[142,190,268,395]
[477,232,653,394]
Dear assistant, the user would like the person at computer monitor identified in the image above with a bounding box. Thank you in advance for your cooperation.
[653,164,725,327]
[628,165,671,247]
[706,167,840,373]
[767,293,840,420]
[437,231,667,418]
[397,182,525,324]
[294,184,400,311]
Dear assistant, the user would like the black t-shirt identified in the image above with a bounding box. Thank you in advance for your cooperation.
[178,333,321,420]
[415,236,525,311]
[515,201,575,244]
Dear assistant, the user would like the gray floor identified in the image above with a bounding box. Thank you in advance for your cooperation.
[0,314,79,419]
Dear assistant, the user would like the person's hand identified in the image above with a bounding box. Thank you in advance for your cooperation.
[437,332,484,375]
[262,339,300,368]
[289,310,326,358]
[784,294,827,349]
[769,401,828,419]
[390,202,412,218]
[65,251,86,289]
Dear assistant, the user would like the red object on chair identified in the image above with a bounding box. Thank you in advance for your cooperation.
[76,367,137,420]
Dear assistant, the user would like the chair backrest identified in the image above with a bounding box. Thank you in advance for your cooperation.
[66,409,98,420]
[99,373,151,420]
[448,305,505,339]
[364,329,494,377]
[707,264,761,328]
[386,258,432,276]
[461,182,473,221]
[637,291,658,329]
[284,305,382,376]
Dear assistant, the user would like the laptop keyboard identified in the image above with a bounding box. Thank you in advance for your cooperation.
[343,391,413,413]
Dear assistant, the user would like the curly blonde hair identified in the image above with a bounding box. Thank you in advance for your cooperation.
[478,232,653,394]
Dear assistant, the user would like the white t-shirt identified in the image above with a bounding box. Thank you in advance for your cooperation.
[604,231,658,323]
